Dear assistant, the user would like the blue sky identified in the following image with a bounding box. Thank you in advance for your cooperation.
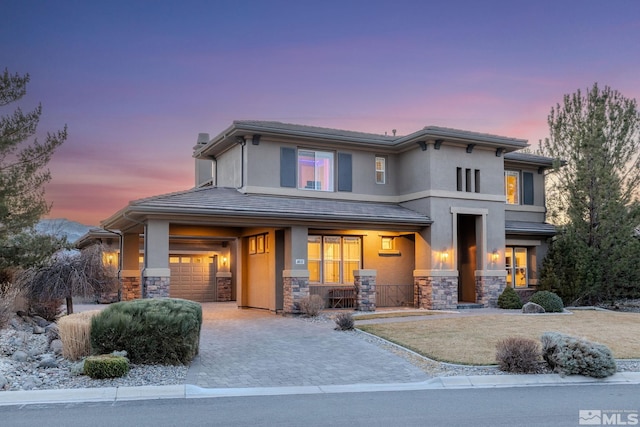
[2,0,639,225]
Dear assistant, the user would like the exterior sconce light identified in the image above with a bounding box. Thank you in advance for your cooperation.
[222,256,228,266]
[491,249,499,263]
[107,254,114,265]
[439,248,449,268]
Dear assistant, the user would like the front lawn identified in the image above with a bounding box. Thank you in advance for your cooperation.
[357,310,640,365]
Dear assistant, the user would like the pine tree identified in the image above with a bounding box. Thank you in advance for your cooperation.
[540,84,640,304]
[0,69,67,269]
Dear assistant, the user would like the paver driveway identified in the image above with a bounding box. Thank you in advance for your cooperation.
[186,303,430,388]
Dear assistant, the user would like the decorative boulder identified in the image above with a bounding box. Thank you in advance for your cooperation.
[522,302,545,314]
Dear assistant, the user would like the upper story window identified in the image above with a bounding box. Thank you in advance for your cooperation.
[457,167,480,192]
[375,156,386,184]
[505,171,519,204]
[298,150,334,191]
[505,170,534,205]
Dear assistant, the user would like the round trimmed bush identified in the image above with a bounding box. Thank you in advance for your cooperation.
[498,286,523,309]
[529,291,564,313]
[84,354,129,379]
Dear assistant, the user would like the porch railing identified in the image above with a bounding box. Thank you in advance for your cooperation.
[310,284,413,309]
[376,284,414,307]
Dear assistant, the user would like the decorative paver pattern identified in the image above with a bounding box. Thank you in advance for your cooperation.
[186,303,430,388]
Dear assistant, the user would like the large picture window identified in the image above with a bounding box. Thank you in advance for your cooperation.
[307,236,361,284]
[506,247,528,288]
[298,150,334,191]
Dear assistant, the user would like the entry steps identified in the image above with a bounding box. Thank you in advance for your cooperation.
[456,303,484,309]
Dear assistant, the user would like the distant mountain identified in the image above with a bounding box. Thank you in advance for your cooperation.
[36,219,93,244]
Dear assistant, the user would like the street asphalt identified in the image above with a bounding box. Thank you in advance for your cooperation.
[1,302,639,406]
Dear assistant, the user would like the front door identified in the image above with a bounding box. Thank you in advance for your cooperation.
[457,215,477,303]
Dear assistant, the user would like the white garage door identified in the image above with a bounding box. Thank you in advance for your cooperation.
[169,255,216,302]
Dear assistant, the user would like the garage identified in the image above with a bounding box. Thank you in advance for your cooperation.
[169,254,217,302]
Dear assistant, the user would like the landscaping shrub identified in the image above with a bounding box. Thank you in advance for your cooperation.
[529,291,564,313]
[29,298,64,321]
[90,298,202,365]
[84,354,130,379]
[0,281,19,329]
[58,310,102,360]
[541,331,617,378]
[497,286,523,309]
[334,312,354,330]
[495,336,541,373]
[299,295,325,317]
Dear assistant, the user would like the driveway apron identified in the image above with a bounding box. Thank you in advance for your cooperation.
[186,303,430,388]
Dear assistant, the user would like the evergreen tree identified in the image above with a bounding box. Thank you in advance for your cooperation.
[0,69,67,269]
[540,83,640,304]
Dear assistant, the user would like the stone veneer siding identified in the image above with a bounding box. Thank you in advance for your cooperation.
[283,272,309,314]
[354,270,376,312]
[475,275,506,307]
[142,276,170,299]
[121,276,141,301]
[414,276,458,310]
[216,274,232,302]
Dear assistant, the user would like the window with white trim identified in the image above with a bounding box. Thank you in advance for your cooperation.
[298,150,334,191]
[505,247,528,288]
[307,236,361,284]
[375,156,386,184]
[505,171,519,204]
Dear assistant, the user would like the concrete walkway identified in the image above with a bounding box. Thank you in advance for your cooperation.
[186,303,430,388]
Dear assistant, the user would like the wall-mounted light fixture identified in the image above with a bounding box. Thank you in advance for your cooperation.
[491,249,499,264]
[107,254,114,265]
[222,256,228,266]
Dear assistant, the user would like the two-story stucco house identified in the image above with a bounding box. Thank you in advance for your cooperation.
[92,120,555,313]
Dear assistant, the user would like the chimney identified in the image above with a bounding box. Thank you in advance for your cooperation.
[193,133,210,151]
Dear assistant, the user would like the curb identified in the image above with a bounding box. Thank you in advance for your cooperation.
[1,372,639,406]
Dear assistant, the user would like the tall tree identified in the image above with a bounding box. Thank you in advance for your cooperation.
[0,69,67,268]
[540,83,640,304]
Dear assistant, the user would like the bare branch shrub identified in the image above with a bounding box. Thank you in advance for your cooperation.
[334,312,355,330]
[0,276,20,328]
[496,336,542,373]
[17,244,118,315]
[299,295,325,317]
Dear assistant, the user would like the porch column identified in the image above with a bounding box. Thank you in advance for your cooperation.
[413,270,458,310]
[282,226,309,314]
[354,269,377,312]
[475,271,507,307]
[142,219,170,298]
[119,232,141,300]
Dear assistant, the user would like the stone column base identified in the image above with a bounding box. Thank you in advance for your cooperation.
[216,272,232,302]
[414,271,458,310]
[283,270,309,314]
[354,269,377,312]
[143,276,170,299]
[120,276,141,301]
[475,272,507,307]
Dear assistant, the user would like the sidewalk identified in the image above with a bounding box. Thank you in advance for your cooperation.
[1,372,639,406]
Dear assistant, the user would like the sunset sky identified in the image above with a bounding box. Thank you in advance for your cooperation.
[3,0,639,226]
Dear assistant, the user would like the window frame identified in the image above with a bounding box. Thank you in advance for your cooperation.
[505,247,528,288]
[375,156,386,184]
[298,149,335,192]
[504,170,520,205]
[307,235,362,284]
